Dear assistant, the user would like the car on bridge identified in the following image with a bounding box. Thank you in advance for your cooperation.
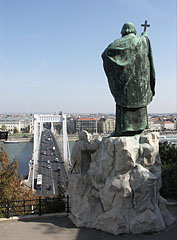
[41,151,46,155]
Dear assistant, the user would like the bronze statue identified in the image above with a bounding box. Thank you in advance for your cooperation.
[102,22,155,136]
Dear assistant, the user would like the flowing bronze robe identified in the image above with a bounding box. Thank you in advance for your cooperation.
[102,32,155,135]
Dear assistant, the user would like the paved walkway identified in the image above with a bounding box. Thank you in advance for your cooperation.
[0,205,177,240]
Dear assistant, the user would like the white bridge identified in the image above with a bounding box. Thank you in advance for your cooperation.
[32,113,71,190]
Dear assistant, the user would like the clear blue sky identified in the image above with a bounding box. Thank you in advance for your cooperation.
[0,0,176,114]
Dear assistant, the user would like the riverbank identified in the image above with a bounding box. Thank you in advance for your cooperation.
[5,134,33,143]
[5,130,177,143]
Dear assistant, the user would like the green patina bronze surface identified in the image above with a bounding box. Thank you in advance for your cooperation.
[102,22,156,136]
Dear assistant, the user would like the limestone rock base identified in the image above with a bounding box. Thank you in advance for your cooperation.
[68,133,176,234]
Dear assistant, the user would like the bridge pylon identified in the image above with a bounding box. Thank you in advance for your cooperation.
[32,113,70,190]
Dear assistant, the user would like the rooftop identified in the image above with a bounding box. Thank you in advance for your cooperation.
[77,118,99,121]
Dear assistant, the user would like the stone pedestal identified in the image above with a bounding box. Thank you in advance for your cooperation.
[68,133,176,234]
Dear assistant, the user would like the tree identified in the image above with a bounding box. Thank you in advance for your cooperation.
[159,142,177,198]
[56,124,62,135]
[0,145,35,203]
[13,127,18,134]
[22,125,30,133]
[56,171,66,211]
[57,171,65,199]
[159,141,177,165]
[1,125,6,131]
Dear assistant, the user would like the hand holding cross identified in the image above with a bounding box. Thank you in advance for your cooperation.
[141,20,150,32]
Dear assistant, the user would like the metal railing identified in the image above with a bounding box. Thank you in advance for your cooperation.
[0,195,69,218]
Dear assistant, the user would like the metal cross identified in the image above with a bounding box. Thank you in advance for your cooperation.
[141,20,150,32]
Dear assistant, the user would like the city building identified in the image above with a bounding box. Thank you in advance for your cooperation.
[0,117,31,133]
[148,118,162,131]
[162,121,175,130]
[97,117,115,133]
[76,117,100,133]
[148,114,177,131]
[67,117,76,133]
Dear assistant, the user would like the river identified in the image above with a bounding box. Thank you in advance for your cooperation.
[0,141,75,179]
[0,142,33,178]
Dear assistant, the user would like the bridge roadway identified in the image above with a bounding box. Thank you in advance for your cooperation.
[35,129,67,197]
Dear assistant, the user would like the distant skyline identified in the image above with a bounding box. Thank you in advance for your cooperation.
[0,0,176,114]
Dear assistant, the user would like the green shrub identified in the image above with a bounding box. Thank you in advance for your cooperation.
[159,142,177,198]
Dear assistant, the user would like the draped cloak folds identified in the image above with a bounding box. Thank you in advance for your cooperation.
[102,32,156,135]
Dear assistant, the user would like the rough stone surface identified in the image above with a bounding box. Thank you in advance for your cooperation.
[68,133,176,235]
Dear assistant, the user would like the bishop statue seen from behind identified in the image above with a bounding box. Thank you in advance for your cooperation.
[102,22,155,136]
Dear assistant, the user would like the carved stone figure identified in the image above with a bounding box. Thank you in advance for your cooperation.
[102,22,156,136]
[71,130,101,174]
